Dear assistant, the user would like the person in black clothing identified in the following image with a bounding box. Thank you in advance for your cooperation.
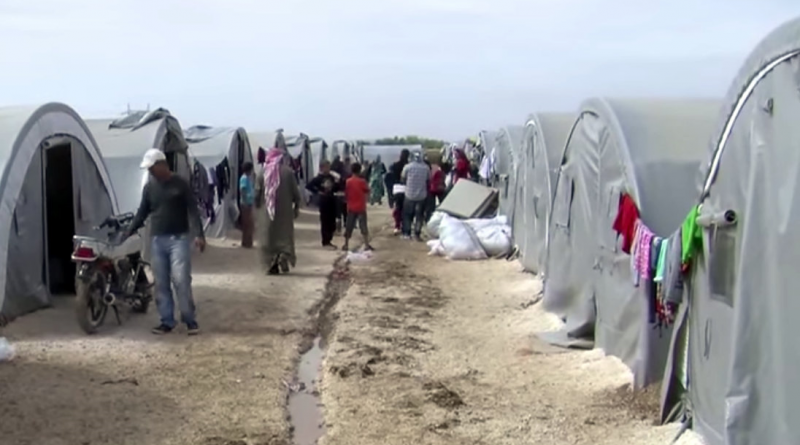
[306,160,340,250]
[388,149,411,235]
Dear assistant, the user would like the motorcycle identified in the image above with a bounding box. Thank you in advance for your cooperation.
[71,212,153,334]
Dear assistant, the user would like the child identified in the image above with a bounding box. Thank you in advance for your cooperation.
[305,160,340,250]
[343,163,373,252]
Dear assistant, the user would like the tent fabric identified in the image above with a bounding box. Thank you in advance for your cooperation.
[542,98,720,389]
[514,113,574,275]
[659,17,800,445]
[495,127,522,209]
[0,103,118,322]
[86,113,190,260]
[185,126,254,239]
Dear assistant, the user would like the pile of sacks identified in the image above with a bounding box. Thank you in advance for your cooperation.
[426,212,513,260]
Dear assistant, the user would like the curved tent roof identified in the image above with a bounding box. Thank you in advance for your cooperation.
[85,113,189,214]
[660,17,800,445]
[185,126,254,238]
[515,113,574,274]
[0,103,118,321]
[542,97,720,388]
[494,126,524,217]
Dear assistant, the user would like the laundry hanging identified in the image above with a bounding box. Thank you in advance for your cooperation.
[612,193,640,253]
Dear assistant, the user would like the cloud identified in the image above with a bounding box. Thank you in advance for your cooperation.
[0,0,797,139]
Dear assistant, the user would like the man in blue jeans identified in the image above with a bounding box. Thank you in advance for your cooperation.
[401,152,431,241]
[126,149,206,336]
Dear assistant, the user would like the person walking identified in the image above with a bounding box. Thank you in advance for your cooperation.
[389,149,411,235]
[425,162,446,222]
[239,161,256,248]
[126,149,205,336]
[401,152,430,241]
[369,155,387,205]
[255,147,301,275]
[342,163,373,252]
[306,160,340,250]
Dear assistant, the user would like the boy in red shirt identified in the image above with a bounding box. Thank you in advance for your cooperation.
[343,163,373,252]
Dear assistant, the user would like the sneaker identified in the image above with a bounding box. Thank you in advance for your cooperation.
[187,323,200,336]
[268,264,280,275]
[393,229,400,236]
[323,243,338,251]
[364,244,375,251]
[279,258,290,273]
[401,235,411,240]
[151,324,173,335]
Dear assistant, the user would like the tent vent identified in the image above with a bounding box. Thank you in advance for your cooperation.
[708,227,736,307]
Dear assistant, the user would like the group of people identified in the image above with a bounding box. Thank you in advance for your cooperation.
[124,144,472,337]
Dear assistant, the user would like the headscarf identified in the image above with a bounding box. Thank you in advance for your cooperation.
[257,147,267,164]
[263,147,285,220]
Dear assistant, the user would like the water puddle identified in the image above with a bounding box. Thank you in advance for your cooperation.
[288,337,326,445]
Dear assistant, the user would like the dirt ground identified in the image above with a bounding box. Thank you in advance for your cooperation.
[0,209,340,445]
[320,219,697,445]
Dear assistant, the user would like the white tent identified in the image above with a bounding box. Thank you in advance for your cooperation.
[184,126,254,239]
[659,17,800,445]
[85,110,190,259]
[513,113,574,275]
[542,98,720,388]
[0,103,118,322]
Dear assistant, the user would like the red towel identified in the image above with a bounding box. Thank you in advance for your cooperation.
[612,193,639,254]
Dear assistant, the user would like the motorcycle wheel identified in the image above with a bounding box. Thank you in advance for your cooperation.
[75,274,108,335]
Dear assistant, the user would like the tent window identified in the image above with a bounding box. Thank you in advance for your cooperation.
[709,228,736,307]
[532,194,540,219]
[553,176,574,230]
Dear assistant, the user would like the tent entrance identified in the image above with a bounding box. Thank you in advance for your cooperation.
[44,142,76,295]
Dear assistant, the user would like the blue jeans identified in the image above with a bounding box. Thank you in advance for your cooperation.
[402,198,426,237]
[151,234,196,328]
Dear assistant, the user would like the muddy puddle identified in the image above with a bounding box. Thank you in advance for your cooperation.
[288,337,325,445]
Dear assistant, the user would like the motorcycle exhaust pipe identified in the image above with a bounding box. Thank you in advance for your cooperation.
[103,293,116,306]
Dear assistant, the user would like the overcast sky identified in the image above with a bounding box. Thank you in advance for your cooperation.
[0,1,797,140]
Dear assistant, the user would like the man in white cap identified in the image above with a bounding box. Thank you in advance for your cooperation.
[125,148,206,335]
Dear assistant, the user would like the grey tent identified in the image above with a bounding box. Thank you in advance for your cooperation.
[514,113,574,275]
[184,126,254,239]
[86,111,191,259]
[659,17,800,445]
[86,111,190,215]
[541,98,720,388]
[494,125,524,220]
[0,103,119,322]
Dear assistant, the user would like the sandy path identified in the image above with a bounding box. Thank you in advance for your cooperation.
[0,209,337,445]
[320,229,689,445]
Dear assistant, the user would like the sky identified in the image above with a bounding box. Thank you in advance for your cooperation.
[0,1,797,140]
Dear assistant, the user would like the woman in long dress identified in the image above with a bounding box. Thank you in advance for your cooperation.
[255,147,301,275]
[369,155,387,205]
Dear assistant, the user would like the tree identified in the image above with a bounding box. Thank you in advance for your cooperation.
[368,135,446,150]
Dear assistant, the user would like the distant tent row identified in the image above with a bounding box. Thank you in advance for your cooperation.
[485,16,800,445]
[0,103,328,324]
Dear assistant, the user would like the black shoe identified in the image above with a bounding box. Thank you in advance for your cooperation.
[323,243,338,251]
[279,258,290,273]
[268,264,280,275]
[151,324,173,335]
[186,323,200,336]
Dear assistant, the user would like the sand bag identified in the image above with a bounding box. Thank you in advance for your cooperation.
[438,215,487,261]
[426,211,446,239]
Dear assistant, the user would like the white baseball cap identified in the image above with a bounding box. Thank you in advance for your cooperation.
[140,148,167,169]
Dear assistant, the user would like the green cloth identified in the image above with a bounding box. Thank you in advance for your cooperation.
[681,205,703,265]
[654,239,668,282]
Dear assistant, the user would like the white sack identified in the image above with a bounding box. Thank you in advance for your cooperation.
[0,338,14,362]
[426,211,446,239]
[473,224,512,257]
[438,215,487,261]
